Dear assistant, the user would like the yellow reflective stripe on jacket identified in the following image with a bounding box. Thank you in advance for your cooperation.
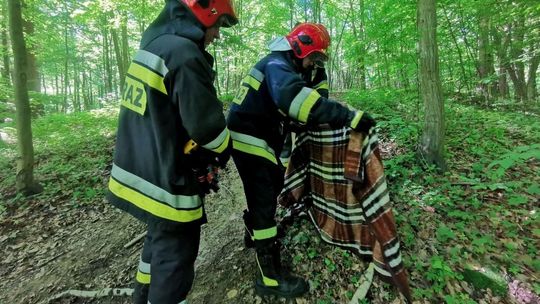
[133,50,169,78]
[108,178,203,223]
[244,75,261,90]
[230,131,277,164]
[253,226,277,240]
[350,111,364,129]
[111,164,202,209]
[242,68,265,90]
[127,62,167,95]
[202,127,230,153]
[289,87,321,123]
[314,80,329,91]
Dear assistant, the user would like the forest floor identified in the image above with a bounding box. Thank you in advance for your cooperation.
[0,90,539,304]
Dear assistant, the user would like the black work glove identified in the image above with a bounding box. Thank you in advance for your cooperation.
[352,112,376,134]
[194,165,220,196]
[312,66,327,85]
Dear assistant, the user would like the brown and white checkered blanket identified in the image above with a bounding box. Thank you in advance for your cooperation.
[278,126,412,302]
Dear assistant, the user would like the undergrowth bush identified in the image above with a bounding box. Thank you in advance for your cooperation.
[341,88,539,302]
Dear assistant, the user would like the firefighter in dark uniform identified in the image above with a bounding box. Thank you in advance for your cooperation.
[227,23,376,298]
[106,1,237,303]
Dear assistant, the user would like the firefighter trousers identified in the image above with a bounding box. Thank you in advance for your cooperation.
[232,150,285,248]
[133,221,200,304]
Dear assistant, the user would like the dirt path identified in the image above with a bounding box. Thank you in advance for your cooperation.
[0,164,298,304]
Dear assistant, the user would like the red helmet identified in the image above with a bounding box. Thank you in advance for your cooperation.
[181,0,238,28]
[286,23,331,60]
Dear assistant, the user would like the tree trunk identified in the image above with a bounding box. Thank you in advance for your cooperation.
[8,0,42,195]
[1,0,10,85]
[289,0,294,31]
[507,19,527,101]
[54,65,59,107]
[138,0,147,34]
[441,4,470,92]
[82,70,89,110]
[111,27,125,91]
[456,2,479,78]
[121,18,130,74]
[526,49,539,101]
[21,1,39,92]
[41,74,46,94]
[478,14,493,100]
[350,0,367,90]
[102,26,113,93]
[383,50,391,87]
[313,0,321,23]
[417,0,446,171]
[493,30,510,98]
[73,59,81,112]
[88,70,94,108]
[63,10,69,112]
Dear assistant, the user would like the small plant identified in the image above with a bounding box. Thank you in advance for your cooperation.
[426,256,460,293]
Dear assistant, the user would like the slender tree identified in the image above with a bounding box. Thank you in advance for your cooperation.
[1,0,10,86]
[417,0,446,171]
[478,13,497,100]
[21,0,39,92]
[8,0,42,195]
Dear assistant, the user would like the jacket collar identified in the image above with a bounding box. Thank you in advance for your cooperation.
[140,0,205,49]
[271,51,307,75]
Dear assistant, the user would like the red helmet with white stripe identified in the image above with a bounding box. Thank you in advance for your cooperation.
[286,23,330,60]
[181,0,238,28]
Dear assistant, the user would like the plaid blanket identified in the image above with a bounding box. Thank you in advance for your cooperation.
[278,126,412,302]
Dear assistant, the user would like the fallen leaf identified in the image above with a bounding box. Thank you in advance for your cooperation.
[226,289,238,299]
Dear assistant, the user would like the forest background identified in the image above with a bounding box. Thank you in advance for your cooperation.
[0,0,539,303]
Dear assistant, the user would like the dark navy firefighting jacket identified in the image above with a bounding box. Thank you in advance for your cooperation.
[107,1,230,228]
[227,51,362,165]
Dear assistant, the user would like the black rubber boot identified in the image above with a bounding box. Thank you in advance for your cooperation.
[132,281,149,304]
[254,242,309,298]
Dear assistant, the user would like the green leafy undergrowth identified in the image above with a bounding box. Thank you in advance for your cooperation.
[342,89,539,302]
[280,216,405,303]
[0,109,118,214]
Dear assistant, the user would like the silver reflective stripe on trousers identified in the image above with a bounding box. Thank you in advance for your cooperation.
[138,258,150,274]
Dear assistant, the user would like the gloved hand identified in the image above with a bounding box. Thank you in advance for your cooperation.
[312,66,327,85]
[194,165,220,195]
[353,112,376,134]
[193,140,231,170]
